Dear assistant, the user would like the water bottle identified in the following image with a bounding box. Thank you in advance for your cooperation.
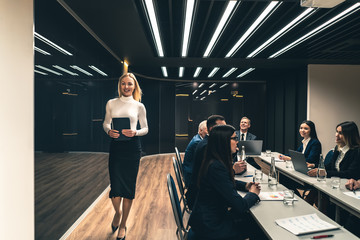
[268,157,278,187]
[241,146,246,162]
[317,154,327,182]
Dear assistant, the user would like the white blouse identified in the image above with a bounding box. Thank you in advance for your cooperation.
[103,96,148,136]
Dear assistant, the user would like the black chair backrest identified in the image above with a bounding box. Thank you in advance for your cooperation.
[172,157,185,197]
[167,174,185,233]
[175,147,184,176]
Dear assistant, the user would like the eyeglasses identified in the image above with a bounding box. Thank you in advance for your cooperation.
[230,136,239,141]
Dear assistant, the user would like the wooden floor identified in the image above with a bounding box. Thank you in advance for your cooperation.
[66,153,179,240]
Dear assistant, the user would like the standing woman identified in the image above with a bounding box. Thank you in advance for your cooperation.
[103,73,148,240]
[279,120,322,167]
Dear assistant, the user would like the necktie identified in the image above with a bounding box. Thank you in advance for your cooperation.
[241,133,244,141]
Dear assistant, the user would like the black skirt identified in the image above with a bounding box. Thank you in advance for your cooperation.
[108,137,141,199]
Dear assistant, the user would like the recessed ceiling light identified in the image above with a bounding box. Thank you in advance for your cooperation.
[247,7,315,58]
[192,89,198,95]
[53,65,79,76]
[220,83,228,88]
[34,70,48,75]
[203,1,238,57]
[200,90,207,95]
[208,67,220,78]
[34,32,72,56]
[199,83,204,88]
[161,66,168,77]
[35,65,62,75]
[209,83,217,88]
[70,65,93,76]
[200,96,206,100]
[143,0,165,57]
[182,0,195,57]
[222,68,238,78]
[34,46,51,55]
[88,65,108,76]
[226,1,281,57]
[237,68,255,78]
[269,3,360,58]
[194,67,202,78]
[179,67,184,77]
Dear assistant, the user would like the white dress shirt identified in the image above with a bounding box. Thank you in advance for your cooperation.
[335,145,350,171]
[302,137,311,154]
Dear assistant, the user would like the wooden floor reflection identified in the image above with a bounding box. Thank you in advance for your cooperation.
[66,153,179,240]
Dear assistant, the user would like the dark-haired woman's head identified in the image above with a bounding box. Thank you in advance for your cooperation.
[299,120,318,140]
[335,121,360,148]
[198,125,236,186]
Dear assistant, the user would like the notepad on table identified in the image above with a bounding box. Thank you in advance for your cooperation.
[343,191,360,199]
[275,214,339,235]
[112,117,131,141]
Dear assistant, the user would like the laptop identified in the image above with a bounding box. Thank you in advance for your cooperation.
[288,149,309,174]
[237,140,263,155]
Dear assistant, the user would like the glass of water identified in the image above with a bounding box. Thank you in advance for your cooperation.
[265,149,271,157]
[331,177,341,189]
[253,170,263,182]
[285,160,292,168]
[283,189,295,205]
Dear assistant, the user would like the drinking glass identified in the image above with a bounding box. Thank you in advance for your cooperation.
[253,170,263,182]
[331,177,340,189]
[283,189,295,205]
[285,160,292,168]
[266,149,271,157]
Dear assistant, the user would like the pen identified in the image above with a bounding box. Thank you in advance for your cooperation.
[353,189,357,195]
[244,175,253,177]
[311,234,334,239]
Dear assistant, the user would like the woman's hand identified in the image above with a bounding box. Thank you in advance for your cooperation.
[307,162,315,168]
[345,179,360,191]
[279,155,291,161]
[122,129,136,137]
[307,168,317,177]
[248,182,261,195]
[108,129,120,138]
[233,160,247,174]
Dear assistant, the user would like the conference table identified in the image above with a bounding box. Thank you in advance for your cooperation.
[255,152,360,224]
[235,163,358,239]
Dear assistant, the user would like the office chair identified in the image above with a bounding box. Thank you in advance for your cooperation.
[172,157,191,214]
[167,174,192,240]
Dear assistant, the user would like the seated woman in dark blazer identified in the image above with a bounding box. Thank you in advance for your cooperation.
[189,125,262,240]
[308,121,360,179]
[279,120,322,167]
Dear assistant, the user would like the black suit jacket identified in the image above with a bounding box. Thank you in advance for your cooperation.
[297,138,322,167]
[189,160,259,239]
[326,146,360,179]
[235,130,257,141]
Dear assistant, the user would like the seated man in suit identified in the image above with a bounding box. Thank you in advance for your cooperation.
[235,116,261,170]
[235,117,257,141]
[182,120,207,187]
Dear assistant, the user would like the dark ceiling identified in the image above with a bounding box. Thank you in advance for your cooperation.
[35,0,360,82]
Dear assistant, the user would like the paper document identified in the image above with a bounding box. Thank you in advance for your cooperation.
[343,191,360,199]
[275,214,339,235]
[259,192,284,201]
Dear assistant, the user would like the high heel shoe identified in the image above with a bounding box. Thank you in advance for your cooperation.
[111,213,120,233]
[116,227,127,240]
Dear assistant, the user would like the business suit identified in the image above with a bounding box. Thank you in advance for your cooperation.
[326,146,360,179]
[297,138,322,167]
[235,130,257,141]
[183,133,202,187]
[189,160,259,240]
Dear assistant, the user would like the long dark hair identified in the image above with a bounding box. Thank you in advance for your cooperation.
[301,120,318,139]
[336,121,360,149]
[197,125,235,187]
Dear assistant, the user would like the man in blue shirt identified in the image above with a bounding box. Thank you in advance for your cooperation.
[183,120,207,187]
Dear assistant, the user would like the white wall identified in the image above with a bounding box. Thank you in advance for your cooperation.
[0,1,34,239]
[308,64,360,156]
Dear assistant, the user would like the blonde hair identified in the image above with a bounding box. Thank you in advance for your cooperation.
[118,73,142,102]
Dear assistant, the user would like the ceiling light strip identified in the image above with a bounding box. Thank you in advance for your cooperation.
[209,83,217,88]
[35,65,62,75]
[70,65,93,76]
[199,83,204,88]
[88,65,108,76]
[203,1,238,57]
[193,67,202,78]
[143,0,165,57]
[181,0,196,57]
[247,7,315,58]
[34,70,48,75]
[161,66,168,77]
[226,1,281,57]
[34,46,51,55]
[220,83,228,88]
[53,65,79,76]
[269,3,360,58]
[237,68,255,78]
[208,67,220,78]
[34,32,73,56]
[192,89,198,95]
[200,97,206,100]
[200,90,207,95]
[222,67,238,78]
[179,67,185,77]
